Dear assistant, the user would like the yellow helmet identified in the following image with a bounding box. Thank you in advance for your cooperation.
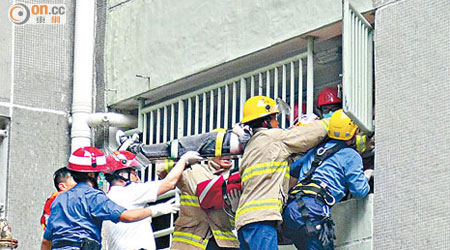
[328,109,358,140]
[241,96,279,124]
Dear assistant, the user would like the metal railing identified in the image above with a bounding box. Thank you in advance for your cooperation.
[139,45,316,246]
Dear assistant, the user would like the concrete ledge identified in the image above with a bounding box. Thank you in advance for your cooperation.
[279,194,373,250]
[333,194,373,248]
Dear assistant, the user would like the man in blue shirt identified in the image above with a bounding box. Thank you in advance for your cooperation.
[41,147,177,250]
[282,110,372,250]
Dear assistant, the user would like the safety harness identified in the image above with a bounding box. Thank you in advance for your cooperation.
[287,140,348,248]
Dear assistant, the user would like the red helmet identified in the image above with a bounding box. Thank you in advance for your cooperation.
[68,147,108,172]
[317,87,342,107]
[104,150,140,174]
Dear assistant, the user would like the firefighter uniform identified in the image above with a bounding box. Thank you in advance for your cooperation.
[169,163,239,250]
[236,120,327,249]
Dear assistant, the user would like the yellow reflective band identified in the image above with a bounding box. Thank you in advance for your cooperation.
[241,161,288,182]
[236,199,282,220]
[356,134,367,153]
[211,230,238,241]
[164,159,175,172]
[215,131,225,157]
[180,194,200,207]
[320,119,329,130]
[173,232,208,249]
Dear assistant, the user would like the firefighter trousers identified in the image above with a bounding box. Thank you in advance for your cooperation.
[282,196,335,250]
[237,221,278,250]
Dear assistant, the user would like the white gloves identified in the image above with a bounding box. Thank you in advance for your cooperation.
[180,151,203,165]
[364,169,374,180]
[227,189,242,213]
[232,123,251,137]
[149,197,180,218]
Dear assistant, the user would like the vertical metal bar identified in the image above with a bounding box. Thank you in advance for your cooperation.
[250,76,255,97]
[240,78,246,121]
[290,62,295,126]
[195,95,199,135]
[202,93,207,134]
[163,106,167,142]
[367,29,374,130]
[217,87,222,129]
[156,109,161,143]
[232,82,237,125]
[362,26,368,123]
[143,113,148,144]
[187,97,192,135]
[258,73,263,95]
[224,85,229,128]
[274,67,278,99]
[209,90,214,131]
[298,59,303,116]
[178,100,184,137]
[149,111,154,144]
[352,14,356,112]
[342,0,351,112]
[170,104,175,140]
[281,64,286,128]
[357,19,362,117]
[266,70,271,97]
[306,37,314,116]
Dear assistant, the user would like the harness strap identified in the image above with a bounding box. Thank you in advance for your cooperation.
[301,141,348,185]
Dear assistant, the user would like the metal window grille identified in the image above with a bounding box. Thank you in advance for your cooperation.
[342,0,374,132]
[139,49,315,247]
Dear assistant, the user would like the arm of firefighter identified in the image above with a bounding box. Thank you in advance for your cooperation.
[157,151,202,196]
[119,207,152,222]
[345,153,370,198]
[279,120,328,155]
[41,239,52,250]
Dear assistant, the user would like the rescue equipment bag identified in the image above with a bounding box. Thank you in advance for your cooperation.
[196,172,242,210]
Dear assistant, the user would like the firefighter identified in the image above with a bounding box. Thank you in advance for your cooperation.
[157,152,240,250]
[282,109,372,250]
[103,150,202,250]
[317,87,342,119]
[41,147,173,250]
[317,87,373,155]
[235,96,328,250]
[40,167,77,231]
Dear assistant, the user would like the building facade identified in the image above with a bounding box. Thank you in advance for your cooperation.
[0,0,449,249]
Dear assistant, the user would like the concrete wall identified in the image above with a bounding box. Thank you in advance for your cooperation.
[105,0,373,106]
[3,0,75,248]
[374,0,450,248]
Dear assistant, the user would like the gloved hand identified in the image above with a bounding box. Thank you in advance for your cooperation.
[364,169,374,180]
[149,197,180,218]
[227,189,242,213]
[180,151,203,165]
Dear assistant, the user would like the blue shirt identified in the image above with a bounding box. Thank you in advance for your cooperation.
[43,182,126,248]
[290,140,369,202]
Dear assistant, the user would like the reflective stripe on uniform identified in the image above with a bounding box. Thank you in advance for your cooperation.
[211,230,239,242]
[236,198,282,221]
[241,161,289,182]
[164,159,175,172]
[173,231,208,249]
[180,194,200,207]
[320,119,329,130]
